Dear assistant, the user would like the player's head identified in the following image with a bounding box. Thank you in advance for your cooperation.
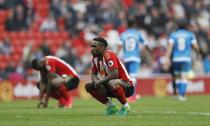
[176,19,188,29]
[31,58,44,70]
[127,18,135,28]
[91,37,108,57]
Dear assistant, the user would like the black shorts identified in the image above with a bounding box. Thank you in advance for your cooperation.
[105,80,134,98]
[65,77,80,90]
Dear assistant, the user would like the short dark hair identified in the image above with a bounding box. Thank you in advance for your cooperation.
[93,37,108,48]
[31,58,40,70]
[176,19,188,29]
[127,19,135,28]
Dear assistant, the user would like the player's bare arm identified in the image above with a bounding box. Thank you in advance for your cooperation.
[140,44,151,53]
[165,42,173,59]
[91,71,99,83]
[94,68,118,89]
[37,82,47,108]
[51,74,67,87]
[192,43,200,55]
[37,72,47,108]
[41,72,56,107]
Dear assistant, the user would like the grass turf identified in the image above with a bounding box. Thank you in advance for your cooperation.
[0,95,210,126]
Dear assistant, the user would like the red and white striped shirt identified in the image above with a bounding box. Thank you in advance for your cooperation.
[44,56,79,78]
[92,50,132,86]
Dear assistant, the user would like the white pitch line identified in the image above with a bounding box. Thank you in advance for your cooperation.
[141,110,210,117]
[16,115,24,118]
[189,112,210,116]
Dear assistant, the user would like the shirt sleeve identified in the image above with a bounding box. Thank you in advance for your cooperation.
[106,54,118,71]
[45,59,56,73]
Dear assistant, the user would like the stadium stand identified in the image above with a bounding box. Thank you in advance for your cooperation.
[0,0,209,81]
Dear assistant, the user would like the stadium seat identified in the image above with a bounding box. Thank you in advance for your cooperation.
[0,31,6,40]
[0,10,8,23]
[11,54,19,63]
[0,61,7,70]
[0,25,5,32]
[59,32,69,40]
[35,4,50,18]
[18,32,28,40]
[2,55,11,63]
[9,32,19,39]
[50,45,59,55]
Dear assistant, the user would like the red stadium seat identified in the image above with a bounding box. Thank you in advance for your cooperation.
[0,10,8,24]
[0,31,7,40]
[0,61,7,70]
[0,25,5,32]
[59,32,69,40]
[11,53,22,63]
[2,55,11,63]
[34,32,43,39]
[35,4,50,18]
[43,32,52,39]
[12,38,21,46]
[9,32,19,39]
[15,45,23,53]
[18,32,28,39]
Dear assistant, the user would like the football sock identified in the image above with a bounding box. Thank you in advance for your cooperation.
[112,86,127,104]
[123,102,130,108]
[176,79,187,96]
[89,90,108,104]
[50,90,60,100]
[179,82,187,96]
[59,97,66,106]
[58,84,69,100]
[51,90,65,105]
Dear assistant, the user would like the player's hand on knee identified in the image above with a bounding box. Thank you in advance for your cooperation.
[37,101,44,108]
[37,99,48,108]
[42,100,48,108]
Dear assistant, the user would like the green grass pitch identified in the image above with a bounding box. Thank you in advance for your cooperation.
[0,95,210,126]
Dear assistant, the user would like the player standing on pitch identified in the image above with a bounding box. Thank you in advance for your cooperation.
[31,56,80,108]
[165,19,200,101]
[118,18,150,102]
[85,37,134,116]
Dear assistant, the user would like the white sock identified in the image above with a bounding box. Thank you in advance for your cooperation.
[123,102,130,108]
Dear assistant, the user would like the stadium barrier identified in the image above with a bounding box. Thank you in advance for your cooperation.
[0,75,210,101]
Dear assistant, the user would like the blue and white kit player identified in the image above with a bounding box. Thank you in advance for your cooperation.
[166,24,200,101]
[118,19,149,102]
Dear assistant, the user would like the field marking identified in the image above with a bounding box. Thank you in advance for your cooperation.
[189,112,210,116]
[142,110,210,117]
[16,115,24,118]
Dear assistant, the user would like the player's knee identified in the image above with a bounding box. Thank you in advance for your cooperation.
[72,78,80,89]
[66,77,80,90]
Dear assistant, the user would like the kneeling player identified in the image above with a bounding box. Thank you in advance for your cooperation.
[31,56,80,108]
